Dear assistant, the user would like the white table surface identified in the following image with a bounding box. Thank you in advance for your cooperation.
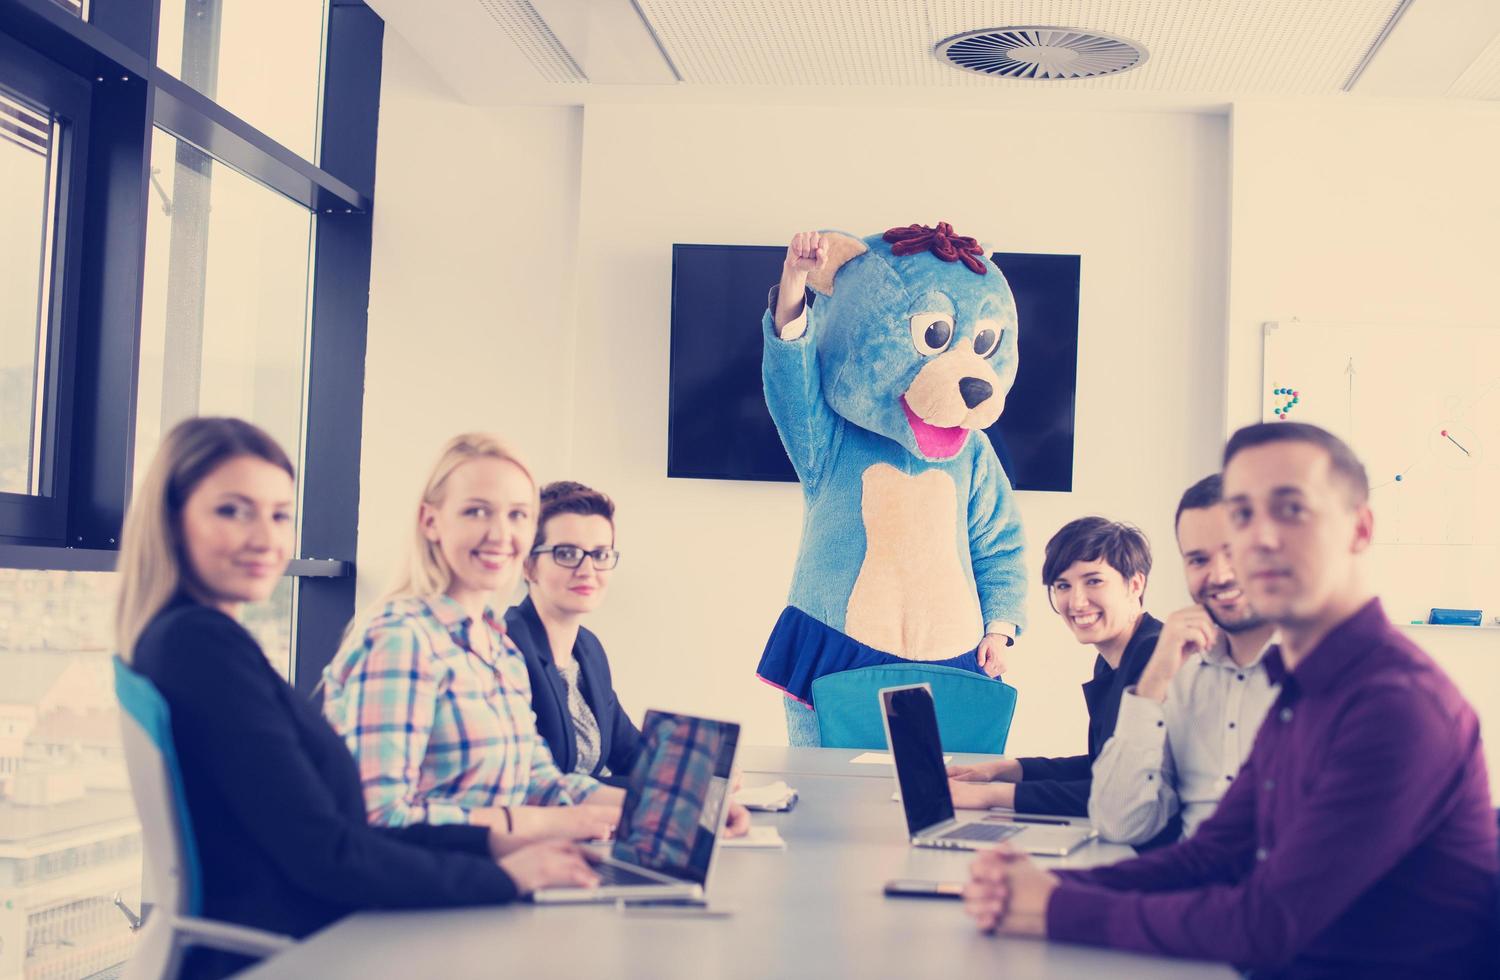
[241,747,1236,979]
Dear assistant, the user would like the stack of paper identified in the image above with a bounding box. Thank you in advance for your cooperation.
[736,779,799,812]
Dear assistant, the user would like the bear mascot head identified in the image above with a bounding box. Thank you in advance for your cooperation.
[806,222,1019,461]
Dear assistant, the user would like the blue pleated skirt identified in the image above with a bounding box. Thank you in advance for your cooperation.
[755,605,984,705]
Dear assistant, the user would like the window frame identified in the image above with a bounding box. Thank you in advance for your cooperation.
[0,30,92,543]
[0,0,383,693]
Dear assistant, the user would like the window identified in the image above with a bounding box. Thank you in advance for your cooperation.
[135,128,315,497]
[0,88,60,497]
[157,0,328,162]
[0,3,380,976]
[250,576,297,681]
[0,564,295,978]
[0,570,141,978]
[0,38,90,546]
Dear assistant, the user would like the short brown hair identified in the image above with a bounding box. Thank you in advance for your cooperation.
[1175,473,1223,529]
[534,481,615,550]
[1041,517,1152,587]
[1222,422,1369,504]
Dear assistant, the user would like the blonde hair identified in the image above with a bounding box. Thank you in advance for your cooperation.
[378,432,538,604]
[115,417,295,661]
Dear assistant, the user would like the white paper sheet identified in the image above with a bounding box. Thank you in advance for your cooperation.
[720,825,786,849]
[850,751,951,764]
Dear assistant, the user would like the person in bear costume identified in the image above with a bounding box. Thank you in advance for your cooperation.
[757,224,1029,744]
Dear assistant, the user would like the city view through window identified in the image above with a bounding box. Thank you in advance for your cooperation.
[0,571,291,980]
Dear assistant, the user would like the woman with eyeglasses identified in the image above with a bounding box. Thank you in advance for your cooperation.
[322,434,627,842]
[119,419,597,980]
[503,481,640,786]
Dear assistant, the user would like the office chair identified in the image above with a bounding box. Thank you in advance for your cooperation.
[811,663,1017,754]
[114,656,294,980]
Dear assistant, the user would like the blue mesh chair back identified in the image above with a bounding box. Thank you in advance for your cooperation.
[811,663,1017,754]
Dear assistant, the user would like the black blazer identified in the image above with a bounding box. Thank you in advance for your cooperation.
[131,597,517,980]
[1014,612,1182,848]
[505,596,642,789]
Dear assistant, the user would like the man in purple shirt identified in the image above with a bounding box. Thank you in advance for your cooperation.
[963,421,1498,977]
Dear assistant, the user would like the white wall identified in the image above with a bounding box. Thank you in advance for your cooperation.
[1224,99,1500,428]
[1225,99,1500,783]
[358,35,584,611]
[363,34,1500,766]
[567,103,1230,749]
[361,71,1232,750]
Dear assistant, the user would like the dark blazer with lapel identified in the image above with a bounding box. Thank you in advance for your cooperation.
[505,595,643,788]
[130,596,516,979]
[1013,612,1183,849]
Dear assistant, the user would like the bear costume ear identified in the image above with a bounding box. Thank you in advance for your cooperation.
[806,232,869,297]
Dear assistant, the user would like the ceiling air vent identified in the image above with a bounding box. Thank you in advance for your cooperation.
[936,27,1147,80]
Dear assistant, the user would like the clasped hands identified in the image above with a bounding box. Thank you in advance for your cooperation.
[963,844,1061,938]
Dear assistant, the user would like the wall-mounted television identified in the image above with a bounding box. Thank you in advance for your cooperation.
[667,244,1079,492]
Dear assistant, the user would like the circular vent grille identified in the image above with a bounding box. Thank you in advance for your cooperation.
[937,27,1147,80]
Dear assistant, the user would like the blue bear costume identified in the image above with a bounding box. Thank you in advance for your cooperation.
[756,223,1029,723]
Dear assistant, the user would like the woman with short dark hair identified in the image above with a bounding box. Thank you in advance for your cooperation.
[505,481,642,787]
[946,517,1179,845]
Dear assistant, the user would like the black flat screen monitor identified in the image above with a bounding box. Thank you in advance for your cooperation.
[667,244,1078,492]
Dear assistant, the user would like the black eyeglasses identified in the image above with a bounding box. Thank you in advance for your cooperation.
[530,545,621,570]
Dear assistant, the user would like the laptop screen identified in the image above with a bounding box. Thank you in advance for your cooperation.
[611,711,740,885]
[882,685,957,833]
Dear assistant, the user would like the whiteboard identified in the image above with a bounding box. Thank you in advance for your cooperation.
[1262,321,1500,623]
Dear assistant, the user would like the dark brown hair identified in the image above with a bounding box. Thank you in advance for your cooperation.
[1175,473,1223,529]
[1223,422,1369,504]
[1042,517,1152,588]
[533,481,615,550]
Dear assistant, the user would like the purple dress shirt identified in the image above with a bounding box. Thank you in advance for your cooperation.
[1046,599,1498,978]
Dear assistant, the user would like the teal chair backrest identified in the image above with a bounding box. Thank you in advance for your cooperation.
[811,663,1018,754]
[114,656,204,917]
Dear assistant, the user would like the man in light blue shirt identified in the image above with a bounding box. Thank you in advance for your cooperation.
[1088,474,1279,845]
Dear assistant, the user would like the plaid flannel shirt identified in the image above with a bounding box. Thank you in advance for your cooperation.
[322,593,599,826]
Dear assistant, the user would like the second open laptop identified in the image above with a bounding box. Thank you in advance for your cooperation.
[532,710,740,905]
[879,683,1096,857]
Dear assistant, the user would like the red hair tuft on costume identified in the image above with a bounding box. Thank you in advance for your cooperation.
[882,221,988,275]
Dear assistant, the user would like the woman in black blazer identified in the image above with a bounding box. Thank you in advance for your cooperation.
[116,418,596,980]
[507,482,642,788]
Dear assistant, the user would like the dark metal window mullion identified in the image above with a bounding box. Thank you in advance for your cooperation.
[0,26,93,544]
[292,0,382,696]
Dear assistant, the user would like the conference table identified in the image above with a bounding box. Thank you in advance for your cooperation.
[243,747,1235,979]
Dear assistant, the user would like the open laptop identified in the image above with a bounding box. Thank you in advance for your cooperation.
[880,684,1096,857]
[532,710,740,904]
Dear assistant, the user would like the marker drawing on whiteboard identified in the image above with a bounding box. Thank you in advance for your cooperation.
[1440,430,1471,457]
[1345,357,1356,442]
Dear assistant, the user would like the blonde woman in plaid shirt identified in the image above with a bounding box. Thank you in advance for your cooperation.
[323,434,625,840]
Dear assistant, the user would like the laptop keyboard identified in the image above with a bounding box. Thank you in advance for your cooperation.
[940,822,1025,843]
[593,862,666,887]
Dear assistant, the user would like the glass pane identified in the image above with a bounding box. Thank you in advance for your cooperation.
[157,0,327,162]
[0,570,140,980]
[244,576,297,681]
[0,89,62,496]
[136,128,313,534]
[0,569,298,980]
[50,0,85,18]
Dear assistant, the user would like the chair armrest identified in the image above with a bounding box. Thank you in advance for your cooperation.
[175,916,296,959]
